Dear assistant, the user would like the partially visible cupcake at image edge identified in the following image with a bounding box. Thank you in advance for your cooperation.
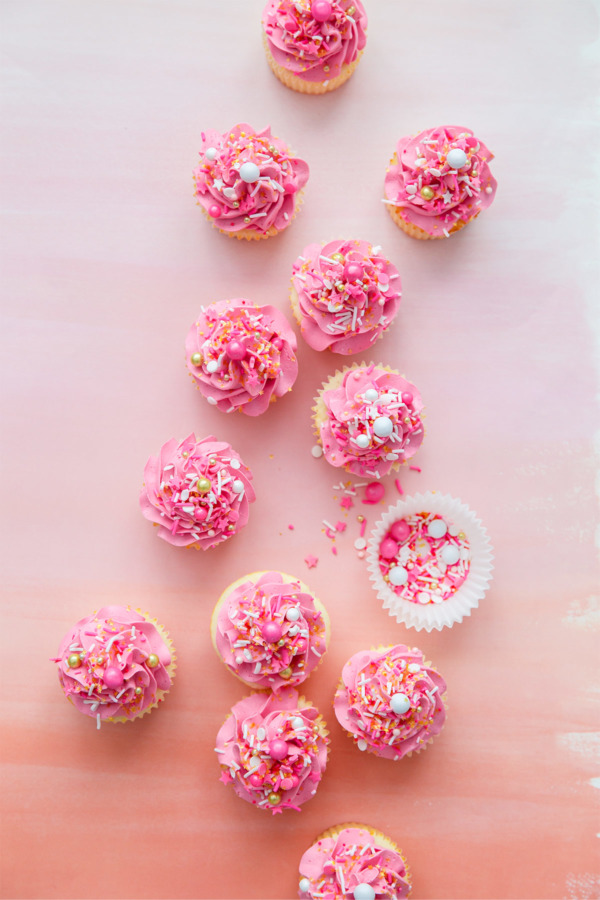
[313,362,424,478]
[262,0,368,94]
[211,571,330,691]
[52,606,175,727]
[215,687,330,813]
[290,239,401,355]
[298,823,412,898]
[383,125,497,239]
[185,298,298,415]
[367,492,494,631]
[193,123,309,239]
[334,644,447,759]
[139,434,255,550]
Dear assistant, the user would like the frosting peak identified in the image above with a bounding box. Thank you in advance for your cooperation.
[193,124,309,236]
[185,299,298,415]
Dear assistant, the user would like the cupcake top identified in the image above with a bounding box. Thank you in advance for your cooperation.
[215,688,329,814]
[262,0,368,84]
[291,240,401,355]
[139,434,255,549]
[213,571,328,690]
[298,826,411,899]
[52,606,173,725]
[384,125,497,237]
[334,645,446,760]
[185,299,298,415]
[377,512,471,606]
[193,123,309,236]
[317,364,424,478]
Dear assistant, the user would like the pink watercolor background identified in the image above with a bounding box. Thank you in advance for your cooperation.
[1,1,599,898]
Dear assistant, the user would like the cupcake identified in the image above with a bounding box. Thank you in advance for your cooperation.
[215,688,329,813]
[210,571,330,691]
[290,240,401,355]
[367,492,494,631]
[298,823,412,899]
[383,125,497,240]
[313,363,424,478]
[139,434,255,550]
[262,0,368,95]
[193,123,309,240]
[52,606,175,728]
[185,298,298,415]
[334,645,446,759]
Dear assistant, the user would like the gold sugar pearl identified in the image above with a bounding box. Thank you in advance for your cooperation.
[268,792,281,805]
[420,186,434,200]
[135,687,143,696]
[197,478,211,493]
[147,654,159,668]
[190,353,202,366]
[67,654,81,668]
[331,253,345,263]
[280,667,293,679]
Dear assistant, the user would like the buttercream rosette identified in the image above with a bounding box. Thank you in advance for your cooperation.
[313,363,424,478]
[262,0,368,94]
[185,298,298,415]
[211,571,330,691]
[193,123,309,239]
[215,688,329,813]
[298,823,412,899]
[139,434,255,550]
[384,125,497,240]
[334,645,447,760]
[291,240,401,355]
[367,492,494,632]
[52,606,175,727]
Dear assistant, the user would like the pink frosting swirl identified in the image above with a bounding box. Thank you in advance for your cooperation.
[215,688,329,813]
[214,572,328,690]
[299,826,411,899]
[384,125,497,236]
[318,365,424,477]
[262,0,367,83]
[193,123,309,235]
[334,645,446,760]
[185,299,298,416]
[53,606,173,723]
[139,434,255,549]
[292,240,401,355]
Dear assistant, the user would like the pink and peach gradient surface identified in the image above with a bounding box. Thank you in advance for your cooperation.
[1,1,599,898]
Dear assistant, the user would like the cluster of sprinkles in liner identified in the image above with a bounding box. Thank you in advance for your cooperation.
[378,513,471,605]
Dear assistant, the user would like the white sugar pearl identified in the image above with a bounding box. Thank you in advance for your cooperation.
[222,187,237,200]
[354,538,367,550]
[291,716,304,729]
[408,663,421,673]
[206,360,219,374]
[355,434,370,449]
[390,692,411,715]
[388,566,408,586]
[286,607,300,622]
[205,147,217,161]
[364,388,379,402]
[354,884,376,900]
[427,518,448,539]
[235,655,244,665]
[232,479,244,493]
[418,591,430,604]
[447,148,468,169]
[357,739,368,751]
[239,162,260,183]
[311,444,323,458]
[299,878,310,893]
[373,415,394,438]
[441,544,460,565]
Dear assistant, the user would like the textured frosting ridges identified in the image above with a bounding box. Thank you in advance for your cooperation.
[262,0,367,83]
[193,123,309,235]
[139,433,255,549]
[185,299,298,415]
[317,364,424,477]
[215,688,329,813]
[291,240,401,355]
[299,826,411,899]
[215,572,328,690]
[384,125,497,237]
[334,645,446,759]
[53,606,173,723]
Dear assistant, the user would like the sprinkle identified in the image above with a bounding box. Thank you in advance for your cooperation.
[395,478,404,495]
[322,519,337,533]
[96,714,101,730]
[409,465,422,472]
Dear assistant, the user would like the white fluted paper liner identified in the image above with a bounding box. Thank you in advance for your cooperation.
[366,492,494,632]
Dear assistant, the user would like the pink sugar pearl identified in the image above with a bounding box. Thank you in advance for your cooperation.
[311,0,332,21]
[344,262,364,281]
[249,773,263,787]
[268,739,289,761]
[103,666,124,689]
[365,482,385,503]
[390,520,410,542]
[380,538,399,560]
[208,204,221,218]
[225,340,246,361]
[261,621,283,643]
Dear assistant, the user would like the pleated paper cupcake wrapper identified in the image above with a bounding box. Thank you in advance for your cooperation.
[367,492,494,632]
[95,610,176,725]
[308,823,413,894]
[263,33,363,95]
[210,570,331,691]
